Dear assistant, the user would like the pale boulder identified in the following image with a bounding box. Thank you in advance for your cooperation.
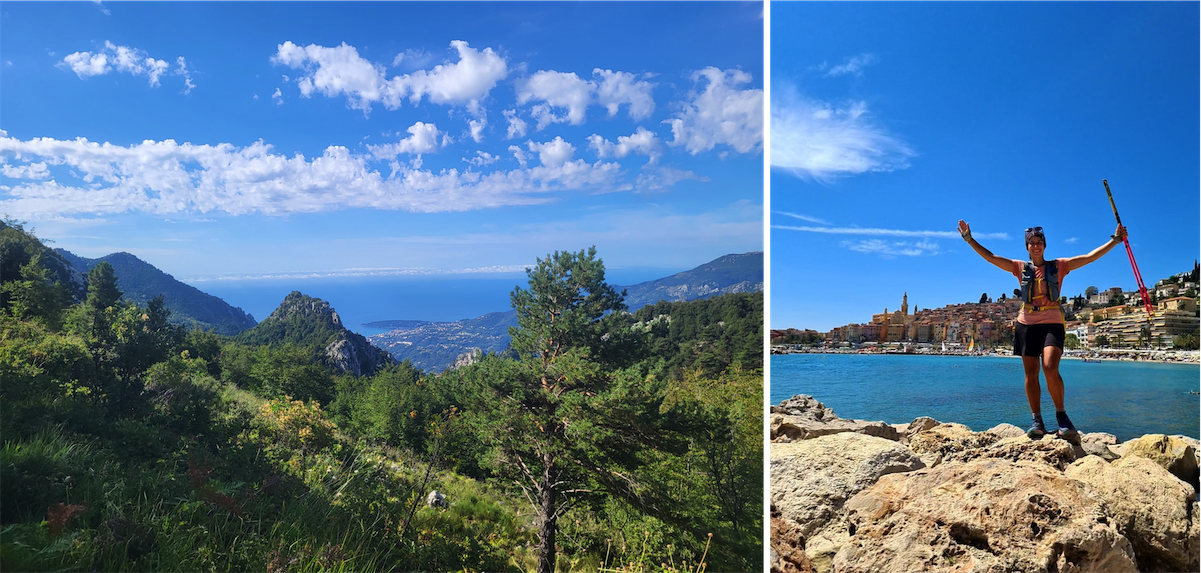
[832,458,1138,573]
[1065,455,1200,573]
[1120,434,1199,491]
[907,423,1002,457]
[771,433,924,571]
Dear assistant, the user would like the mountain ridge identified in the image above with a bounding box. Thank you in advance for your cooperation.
[368,251,763,372]
[56,249,258,336]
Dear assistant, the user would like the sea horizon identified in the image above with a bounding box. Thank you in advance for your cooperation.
[192,266,682,337]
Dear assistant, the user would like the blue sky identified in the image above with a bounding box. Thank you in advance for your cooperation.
[1,2,763,287]
[771,2,1199,331]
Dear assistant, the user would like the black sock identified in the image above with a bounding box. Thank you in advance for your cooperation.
[1055,410,1076,431]
[1031,413,1046,429]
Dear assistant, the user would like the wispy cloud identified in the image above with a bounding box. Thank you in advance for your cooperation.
[59,41,193,90]
[773,224,1008,240]
[0,132,654,218]
[774,211,830,225]
[771,84,914,182]
[841,238,940,257]
[823,53,879,78]
[1065,237,1079,244]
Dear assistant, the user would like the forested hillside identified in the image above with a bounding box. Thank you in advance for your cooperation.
[0,233,762,572]
[56,249,257,336]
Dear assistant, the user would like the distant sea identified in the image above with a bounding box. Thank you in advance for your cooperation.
[771,354,1200,442]
[191,268,676,337]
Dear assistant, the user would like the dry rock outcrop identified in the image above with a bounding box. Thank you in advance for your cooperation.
[771,396,899,442]
[769,395,1200,573]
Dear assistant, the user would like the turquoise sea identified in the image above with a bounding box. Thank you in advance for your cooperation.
[770,354,1200,442]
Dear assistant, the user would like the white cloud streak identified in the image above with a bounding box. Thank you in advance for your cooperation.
[824,53,879,77]
[774,211,830,225]
[60,41,193,90]
[272,40,507,115]
[841,238,939,257]
[0,133,647,218]
[773,225,1009,240]
[665,67,762,155]
[772,85,915,181]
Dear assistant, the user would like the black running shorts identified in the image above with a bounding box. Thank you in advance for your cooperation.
[1013,322,1066,357]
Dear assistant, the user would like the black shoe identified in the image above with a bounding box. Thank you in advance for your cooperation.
[1027,422,1047,440]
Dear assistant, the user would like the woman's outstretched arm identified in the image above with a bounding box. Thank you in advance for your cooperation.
[958,220,1013,272]
[1063,224,1127,272]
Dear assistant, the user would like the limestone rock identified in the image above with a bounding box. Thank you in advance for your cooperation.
[771,432,925,570]
[771,517,816,573]
[1119,434,1200,491]
[907,423,1002,457]
[1065,455,1199,572]
[900,416,940,443]
[833,458,1138,573]
[772,395,840,421]
[943,434,1080,471]
[1082,432,1118,446]
[984,423,1025,440]
[772,415,900,443]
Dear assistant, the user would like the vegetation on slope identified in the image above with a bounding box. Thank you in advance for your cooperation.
[0,233,762,572]
[56,249,257,336]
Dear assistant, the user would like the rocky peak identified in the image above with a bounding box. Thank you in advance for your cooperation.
[263,291,344,329]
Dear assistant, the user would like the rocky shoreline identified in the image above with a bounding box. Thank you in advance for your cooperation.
[770,395,1200,573]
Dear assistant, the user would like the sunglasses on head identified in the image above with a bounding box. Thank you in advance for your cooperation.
[1025,226,1043,235]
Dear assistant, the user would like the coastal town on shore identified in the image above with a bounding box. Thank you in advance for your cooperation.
[772,267,1201,365]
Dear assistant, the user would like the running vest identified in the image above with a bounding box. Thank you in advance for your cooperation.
[1020,261,1060,311]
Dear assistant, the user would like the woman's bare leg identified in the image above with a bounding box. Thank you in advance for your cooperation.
[1022,355,1042,414]
[1041,346,1065,412]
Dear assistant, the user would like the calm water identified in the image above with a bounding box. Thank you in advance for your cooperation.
[771,354,1200,442]
[192,267,675,337]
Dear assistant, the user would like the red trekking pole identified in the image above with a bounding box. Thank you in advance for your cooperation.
[1103,179,1154,319]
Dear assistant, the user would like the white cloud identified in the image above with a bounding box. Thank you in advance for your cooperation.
[464,151,500,167]
[0,133,644,218]
[526,137,575,168]
[593,69,655,120]
[773,224,1009,240]
[62,51,108,77]
[272,88,283,105]
[775,211,830,225]
[665,67,763,155]
[1065,237,1079,244]
[368,121,443,159]
[517,70,594,129]
[841,238,939,257]
[771,85,915,182]
[516,68,656,130]
[635,166,704,192]
[176,57,195,94]
[503,109,527,139]
[508,145,528,168]
[273,40,507,115]
[468,117,486,143]
[60,41,189,90]
[824,53,879,77]
[587,127,661,165]
[1,162,50,180]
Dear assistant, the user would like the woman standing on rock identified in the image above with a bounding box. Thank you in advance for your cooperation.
[956,220,1126,442]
